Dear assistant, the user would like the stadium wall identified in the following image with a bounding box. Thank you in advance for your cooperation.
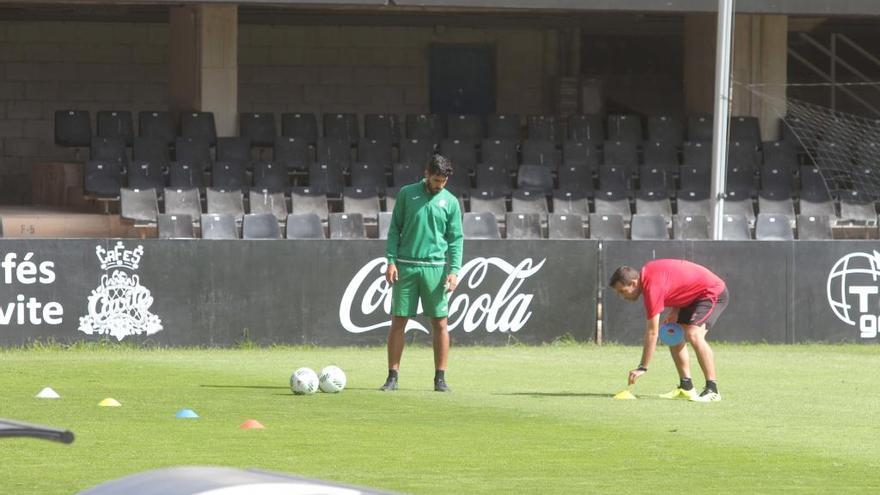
[1,238,879,347]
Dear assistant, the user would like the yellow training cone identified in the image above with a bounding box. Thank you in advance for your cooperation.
[98,398,122,407]
[613,389,636,400]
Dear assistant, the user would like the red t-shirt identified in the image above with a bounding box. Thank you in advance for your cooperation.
[641,259,726,319]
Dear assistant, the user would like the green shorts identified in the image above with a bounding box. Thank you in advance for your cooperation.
[391,263,449,318]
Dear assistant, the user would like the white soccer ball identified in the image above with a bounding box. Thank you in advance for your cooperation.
[290,367,319,395]
[319,365,347,393]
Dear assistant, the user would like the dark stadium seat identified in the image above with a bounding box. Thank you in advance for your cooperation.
[799,166,829,197]
[676,189,710,218]
[392,162,422,188]
[252,161,288,194]
[728,141,759,171]
[638,168,670,195]
[175,137,212,170]
[487,114,521,140]
[180,111,217,146]
[291,187,329,221]
[274,136,312,172]
[286,213,325,239]
[606,114,642,142]
[647,114,684,143]
[212,162,248,193]
[722,189,756,226]
[316,138,352,170]
[120,188,159,224]
[796,214,832,240]
[248,189,288,222]
[687,114,713,142]
[516,165,554,192]
[83,160,122,198]
[642,141,679,174]
[838,190,878,226]
[158,214,195,239]
[463,212,501,239]
[505,213,542,239]
[90,136,128,165]
[350,162,388,193]
[206,188,245,222]
[635,190,673,222]
[630,214,669,240]
[562,140,600,169]
[547,213,585,239]
[602,140,638,168]
[594,189,632,222]
[364,113,401,144]
[759,163,794,195]
[557,165,594,193]
[474,164,512,194]
[567,114,604,143]
[447,114,483,141]
[468,189,507,219]
[243,213,281,239]
[377,211,393,240]
[521,139,559,168]
[308,162,344,196]
[281,112,319,145]
[126,161,165,193]
[138,111,175,145]
[726,166,756,195]
[763,140,798,169]
[757,190,795,223]
[481,138,518,168]
[441,138,478,172]
[343,187,380,222]
[598,165,631,192]
[527,115,561,143]
[200,213,238,239]
[96,110,133,146]
[511,189,549,217]
[796,189,835,220]
[384,187,399,212]
[552,189,590,217]
[588,213,626,240]
[323,113,359,145]
[673,214,710,240]
[164,188,202,221]
[730,116,761,144]
[329,213,366,239]
[168,162,206,191]
[358,138,393,168]
[682,140,711,167]
[755,213,794,241]
[679,166,711,193]
[445,169,471,194]
[55,110,91,147]
[239,113,276,148]
[721,214,751,240]
[216,137,252,166]
[405,113,445,142]
[399,138,436,166]
[133,137,170,165]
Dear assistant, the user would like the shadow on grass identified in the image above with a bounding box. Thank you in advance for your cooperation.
[497,391,662,400]
[200,384,288,390]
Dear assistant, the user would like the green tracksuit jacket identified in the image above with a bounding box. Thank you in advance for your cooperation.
[385,179,464,274]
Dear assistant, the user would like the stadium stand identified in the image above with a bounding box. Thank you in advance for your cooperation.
[157,214,195,239]
[505,213,543,239]
[329,213,366,238]
[281,112,319,145]
[588,213,626,240]
[242,213,282,239]
[180,112,217,146]
[239,113,276,148]
[547,213,585,239]
[463,212,501,239]
[96,111,134,146]
[286,213,325,239]
[200,213,238,239]
[138,111,176,145]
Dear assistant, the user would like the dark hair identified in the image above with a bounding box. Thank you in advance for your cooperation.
[608,266,639,288]
[427,154,454,177]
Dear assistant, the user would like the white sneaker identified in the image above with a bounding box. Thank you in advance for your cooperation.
[689,388,721,402]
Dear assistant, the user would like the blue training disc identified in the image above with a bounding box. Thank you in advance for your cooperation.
[659,322,684,346]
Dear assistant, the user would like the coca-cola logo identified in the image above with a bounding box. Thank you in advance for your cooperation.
[339,257,546,334]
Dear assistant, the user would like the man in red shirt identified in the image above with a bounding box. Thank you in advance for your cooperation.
[609,259,729,402]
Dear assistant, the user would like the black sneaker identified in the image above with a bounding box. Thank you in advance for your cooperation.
[434,378,451,392]
[379,376,398,392]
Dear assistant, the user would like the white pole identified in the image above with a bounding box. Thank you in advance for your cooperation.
[710,0,735,240]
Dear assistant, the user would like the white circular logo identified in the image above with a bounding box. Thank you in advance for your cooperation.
[438,199,447,208]
[827,250,880,338]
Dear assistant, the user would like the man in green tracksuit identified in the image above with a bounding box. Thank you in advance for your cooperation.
[381,154,464,392]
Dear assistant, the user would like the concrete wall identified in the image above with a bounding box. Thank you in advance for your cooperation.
[0,21,169,204]
[237,25,549,116]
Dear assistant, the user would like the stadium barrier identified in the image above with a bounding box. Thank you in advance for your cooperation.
[0,239,877,346]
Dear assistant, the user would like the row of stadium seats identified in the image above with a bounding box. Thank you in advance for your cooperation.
[117,184,878,232]
[55,110,767,148]
[154,211,834,241]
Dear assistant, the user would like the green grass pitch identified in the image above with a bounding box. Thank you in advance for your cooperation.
[1,343,878,494]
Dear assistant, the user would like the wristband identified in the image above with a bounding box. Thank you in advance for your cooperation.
[637,366,648,372]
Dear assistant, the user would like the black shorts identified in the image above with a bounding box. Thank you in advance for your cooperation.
[677,287,729,330]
